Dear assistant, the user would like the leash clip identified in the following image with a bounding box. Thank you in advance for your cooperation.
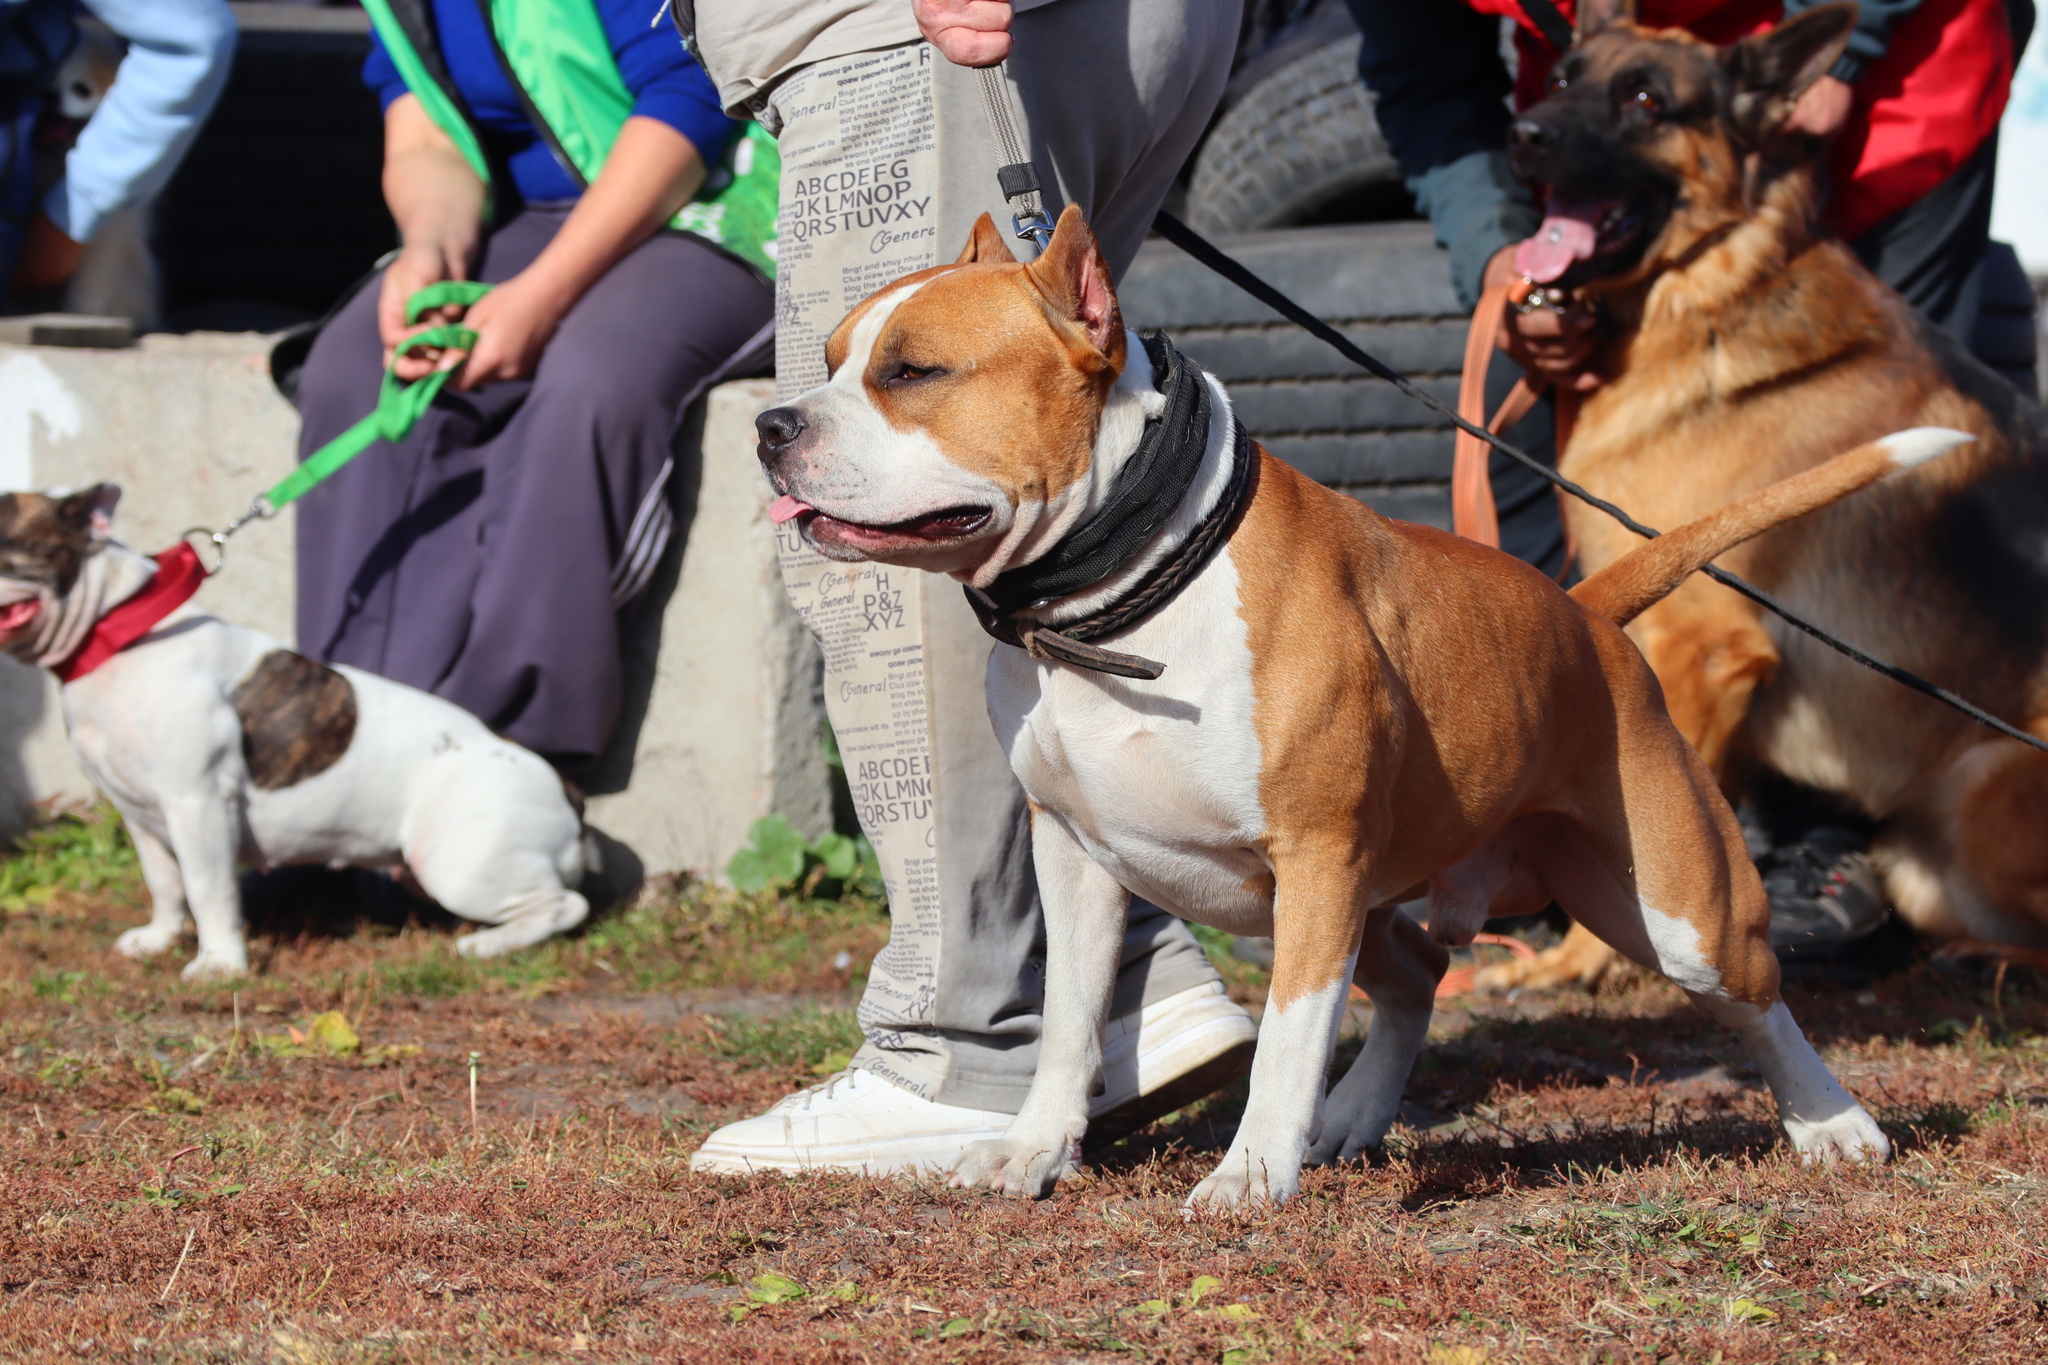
[1012,209,1054,252]
[1509,277,1570,314]
[181,497,276,576]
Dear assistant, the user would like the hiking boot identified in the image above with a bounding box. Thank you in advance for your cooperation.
[689,982,1257,1176]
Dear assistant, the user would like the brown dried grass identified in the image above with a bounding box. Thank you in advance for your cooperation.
[4,859,2046,1363]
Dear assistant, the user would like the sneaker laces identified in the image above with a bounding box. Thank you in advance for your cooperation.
[770,1068,861,1114]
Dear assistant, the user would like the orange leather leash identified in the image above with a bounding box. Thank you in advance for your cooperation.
[1452,281,1579,576]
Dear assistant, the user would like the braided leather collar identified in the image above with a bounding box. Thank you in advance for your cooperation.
[965,338,1254,680]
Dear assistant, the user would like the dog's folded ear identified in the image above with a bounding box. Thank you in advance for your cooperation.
[956,213,1018,265]
[55,483,121,544]
[1725,2,1857,142]
[1026,204,1127,377]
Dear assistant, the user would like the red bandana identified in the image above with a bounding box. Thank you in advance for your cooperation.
[54,543,208,684]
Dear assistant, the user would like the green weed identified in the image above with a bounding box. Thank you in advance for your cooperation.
[0,806,138,913]
[727,815,882,899]
[707,1006,863,1074]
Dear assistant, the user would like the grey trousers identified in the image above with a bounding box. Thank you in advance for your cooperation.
[764,0,1243,1112]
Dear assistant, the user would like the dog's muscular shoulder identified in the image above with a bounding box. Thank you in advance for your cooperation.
[230,650,358,789]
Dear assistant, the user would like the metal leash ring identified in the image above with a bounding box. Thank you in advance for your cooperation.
[181,498,277,576]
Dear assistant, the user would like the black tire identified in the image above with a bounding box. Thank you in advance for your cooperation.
[1185,35,1402,235]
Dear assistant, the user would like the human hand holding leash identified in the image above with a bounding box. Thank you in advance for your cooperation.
[1483,244,1603,393]
[1786,74,1854,137]
[916,0,1014,65]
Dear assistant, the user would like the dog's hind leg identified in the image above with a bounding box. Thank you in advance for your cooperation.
[1537,661,1887,1164]
[1478,591,1779,996]
[455,887,591,958]
[1190,844,1371,1210]
[1305,905,1447,1166]
[112,820,192,961]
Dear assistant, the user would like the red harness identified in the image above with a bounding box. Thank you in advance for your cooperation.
[53,543,209,684]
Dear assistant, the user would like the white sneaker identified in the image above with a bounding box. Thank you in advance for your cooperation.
[688,981,1258,1176]
[1090,980,1258,1148]
[687,1068,1012,1176]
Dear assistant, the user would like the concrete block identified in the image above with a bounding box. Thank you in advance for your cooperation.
[581,380,832,873]
[0,337,828,878]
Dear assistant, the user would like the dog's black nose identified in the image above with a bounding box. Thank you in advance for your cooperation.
[756,407,806,457]
[1510,118,1557,149]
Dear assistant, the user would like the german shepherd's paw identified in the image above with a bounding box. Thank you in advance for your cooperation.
[1472,923,1640,994]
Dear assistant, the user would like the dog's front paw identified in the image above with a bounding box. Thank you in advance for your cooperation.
[113,925,181,959]
[1786,1106,1890,1166]
[181,951,249,983]
[1186,1149,1299,1212]
[947,1132,1079,1198]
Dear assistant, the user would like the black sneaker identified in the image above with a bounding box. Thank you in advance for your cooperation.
[1757,829,1892,975]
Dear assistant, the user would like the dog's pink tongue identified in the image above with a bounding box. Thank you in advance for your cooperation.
[1515,207,1601,283]
[768,494,814,524]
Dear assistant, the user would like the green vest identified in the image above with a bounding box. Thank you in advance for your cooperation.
[361,0,777,280]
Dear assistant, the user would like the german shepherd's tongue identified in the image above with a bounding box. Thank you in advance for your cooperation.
[1515,200,1603,283]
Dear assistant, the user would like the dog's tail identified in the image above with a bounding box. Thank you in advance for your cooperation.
[1568,428,1974,628]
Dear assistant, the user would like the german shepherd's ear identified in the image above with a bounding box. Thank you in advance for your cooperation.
[1575,0,1637,41]
[1724,2,1857,142]
[956,213,1018,265]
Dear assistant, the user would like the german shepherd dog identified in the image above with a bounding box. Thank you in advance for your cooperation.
[1476,0,2048,992]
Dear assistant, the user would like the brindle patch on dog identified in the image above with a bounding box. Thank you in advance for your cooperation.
[230,651,357,789]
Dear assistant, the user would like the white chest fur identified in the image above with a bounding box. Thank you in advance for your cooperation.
[985,548,1274,934]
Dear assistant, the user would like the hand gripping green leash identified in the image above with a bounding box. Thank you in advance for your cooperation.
[186,281,492,569]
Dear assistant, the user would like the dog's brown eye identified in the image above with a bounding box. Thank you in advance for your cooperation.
[1631,88,1663,114]
[887,361,941,385]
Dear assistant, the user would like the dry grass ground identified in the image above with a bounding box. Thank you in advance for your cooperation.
[3,810,2046,1363]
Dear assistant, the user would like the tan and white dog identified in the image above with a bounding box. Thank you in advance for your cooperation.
[757,206,1959,1209]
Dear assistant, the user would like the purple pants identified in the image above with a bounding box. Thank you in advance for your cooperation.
[292,208,774,767]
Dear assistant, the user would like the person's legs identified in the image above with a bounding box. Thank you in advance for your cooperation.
[434,228,774,765]
[1851,135,1998,352]
[296,208,774,767]
[693,0,1254,1175]
[294,210,562,684]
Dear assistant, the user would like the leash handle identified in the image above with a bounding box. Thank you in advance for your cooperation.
[207,285,493,548]
[405,279,491,323]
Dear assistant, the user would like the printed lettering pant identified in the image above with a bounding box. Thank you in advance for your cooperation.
[764,0,1243,1111]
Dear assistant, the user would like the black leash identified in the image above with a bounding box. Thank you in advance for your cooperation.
[1149,210,2048,756]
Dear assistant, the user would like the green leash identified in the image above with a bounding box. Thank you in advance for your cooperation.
[189,281,492,568]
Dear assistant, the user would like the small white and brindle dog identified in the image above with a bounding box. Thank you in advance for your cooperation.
[0,485,589,980]
[753,206,1955,1209]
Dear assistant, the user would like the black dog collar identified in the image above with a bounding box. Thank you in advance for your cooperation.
[965,334,1254,680]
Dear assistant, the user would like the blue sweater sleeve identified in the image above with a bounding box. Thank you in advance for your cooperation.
[1345,0,1538,309]
[45,0,237,243]
[600,0,736,165]
[362,30,410,113]
[362,4,735,166]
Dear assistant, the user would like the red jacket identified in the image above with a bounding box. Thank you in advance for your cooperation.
[1467,0,2014,239]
